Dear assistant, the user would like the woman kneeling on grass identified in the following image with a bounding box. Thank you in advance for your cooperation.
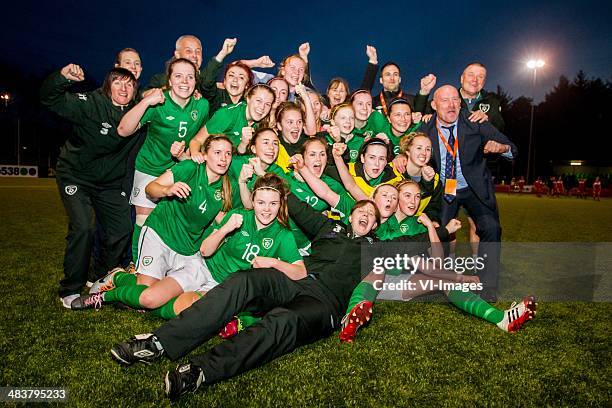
[70,135,233,311]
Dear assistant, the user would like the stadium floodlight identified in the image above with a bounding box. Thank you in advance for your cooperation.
[526,59,545,69]
[1,92,10,107]
[525,58,546,183]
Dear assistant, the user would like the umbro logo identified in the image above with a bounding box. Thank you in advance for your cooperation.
[296,188,303,193]
[241,231,250,237]
[166,116,175,121]
[133,350,155,358]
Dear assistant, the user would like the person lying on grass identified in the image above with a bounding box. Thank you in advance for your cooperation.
[339,180,537,342]
[108,195,442,401]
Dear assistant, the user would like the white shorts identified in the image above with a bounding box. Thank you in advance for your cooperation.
[130,170,159,208]
[136,226,216,292]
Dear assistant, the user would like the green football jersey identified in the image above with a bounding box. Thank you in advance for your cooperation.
[382,122,421,156]
[135,91,209,176]
[145,161,224,256]
[205,101,253,147]
[205,208,302,283]
[375,214,427,241]
[334,191,356,224]
[353,110,389,139]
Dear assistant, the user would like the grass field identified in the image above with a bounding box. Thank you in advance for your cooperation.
[1,178,610,407]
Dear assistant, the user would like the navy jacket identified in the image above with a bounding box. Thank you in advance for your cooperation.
[418,109,517,210]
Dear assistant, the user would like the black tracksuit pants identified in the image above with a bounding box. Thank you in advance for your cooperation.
[154,269,342,384]
[56,175,132,297]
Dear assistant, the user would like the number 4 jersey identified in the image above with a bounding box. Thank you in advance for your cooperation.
[144,161,223,256]
[204,208,302,284]
[135,90,209,177]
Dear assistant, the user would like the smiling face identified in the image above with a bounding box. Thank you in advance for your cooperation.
[406,135,432,168]
[204,139,233,178]
[269,78,289,109]
[373,184,399,220]
[277,109,304,144]
[328,81,348,107]
[116,50,142,79]
[175,36,202,68]
[224,66,250,98]
[352,92,373,122]
[397,183,421,217]
[247,88,274,122]
[460,64,487,97]
[361,144,389,180]
[303,140,327,178]
[380,64,401,92]
[331,106,355,135]
[253,189,281,228]
[251,130,280,165]
[432,86,462,125]
[308,91,323,119]
[281,56,306,87]
[110,77,136,106]
[349,202,378,236]
[168,61,196,102]
[389,103,412,135]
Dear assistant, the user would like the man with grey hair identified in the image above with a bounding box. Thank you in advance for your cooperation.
[144,35,204,92]
[418,85,516,302]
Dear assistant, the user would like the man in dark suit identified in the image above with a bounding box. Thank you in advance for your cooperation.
[419,85,517,301]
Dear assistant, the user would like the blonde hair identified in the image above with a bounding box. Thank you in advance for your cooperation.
[399,131,430,154]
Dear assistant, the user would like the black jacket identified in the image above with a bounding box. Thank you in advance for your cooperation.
[414,88,505,131]
[288,194,431,310]
[418,109,517,210]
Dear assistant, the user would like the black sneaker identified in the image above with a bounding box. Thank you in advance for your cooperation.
[71,293,104,310]
[165,363,204,402]
[110,334,164,366]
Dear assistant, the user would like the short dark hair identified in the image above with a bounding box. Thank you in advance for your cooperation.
[350,199,381,228]
[388,97,412,113]
[380,62,401,76]
[102,68,137,100]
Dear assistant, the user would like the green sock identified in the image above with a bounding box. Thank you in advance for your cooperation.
[235,312,261,330]
[103,284,147,309]
[446,290,503,324]
[113,272,136,287]
[131,224,142,264]
[150,297,178,320]
[344,281,378,316]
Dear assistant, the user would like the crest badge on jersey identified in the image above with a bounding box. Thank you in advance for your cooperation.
[65,185,78,196]
[350,150,358,160]
[400,224,408,233]
[142,256,153,266]
[262,238,273,249]
[191,110,198,121]
[133,188,140,197]
[479,103,490,113]
[214,190,222,201]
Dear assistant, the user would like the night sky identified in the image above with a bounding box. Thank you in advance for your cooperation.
[4,0,611,102]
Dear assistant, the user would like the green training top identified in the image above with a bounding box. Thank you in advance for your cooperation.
[205,208,302,283]
[375,214,427,241]
[206,101,253,147]
[145,160,224,256]
[135,90,209,176]
[353,110,389,138]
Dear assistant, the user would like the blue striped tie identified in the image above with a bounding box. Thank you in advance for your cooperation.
[443,125,456,203]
